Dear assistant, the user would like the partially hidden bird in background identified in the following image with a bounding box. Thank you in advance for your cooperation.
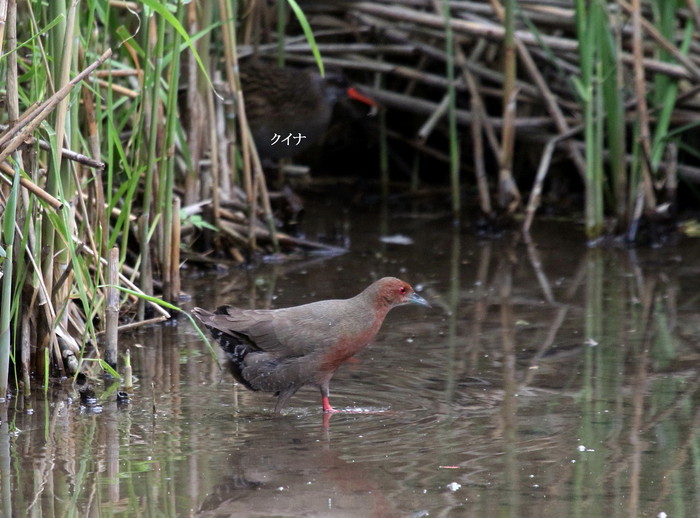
[238,60,377,160]
[193,277,429,413]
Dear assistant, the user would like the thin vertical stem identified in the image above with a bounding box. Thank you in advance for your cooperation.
[379,109,389,199]
[160,11,183,304]
[170,196,181,303]
[105,247,119,370]
[139,13,166,318]
[0,168,20,399]
[0,0,7,57]
[0,0,19,399]
[124,349,132,390]
[630,0,656,209]
[220,0,255,250]
[500,0,517,207]
[440,0,460,222]
[277,0,286,67]
[471,97,491,216]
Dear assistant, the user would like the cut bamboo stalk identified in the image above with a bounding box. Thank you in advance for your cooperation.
[21,311,31,396]
[105,247,119,371]
[137,213,152,321]
[124,349,132,390]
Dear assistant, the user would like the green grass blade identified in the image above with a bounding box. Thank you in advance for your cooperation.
[286,0,324,76]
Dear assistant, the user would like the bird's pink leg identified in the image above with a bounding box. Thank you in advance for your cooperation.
[322,396,339,413]
[321,382,339,413]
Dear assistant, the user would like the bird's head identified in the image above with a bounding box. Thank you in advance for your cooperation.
[372,277,430,309]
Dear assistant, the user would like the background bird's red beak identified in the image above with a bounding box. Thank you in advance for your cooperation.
[346,86,378,110]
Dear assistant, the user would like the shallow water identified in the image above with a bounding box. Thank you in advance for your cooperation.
[3,200,700,517]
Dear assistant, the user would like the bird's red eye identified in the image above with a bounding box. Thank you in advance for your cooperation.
[399,286,406,294]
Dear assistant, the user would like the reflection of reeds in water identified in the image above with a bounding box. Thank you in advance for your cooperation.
[421,231,700,514]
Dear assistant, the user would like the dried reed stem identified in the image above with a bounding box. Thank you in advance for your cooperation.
[105,247,119,370]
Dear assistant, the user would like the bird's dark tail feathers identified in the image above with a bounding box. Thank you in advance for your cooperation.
[192,307,259,391]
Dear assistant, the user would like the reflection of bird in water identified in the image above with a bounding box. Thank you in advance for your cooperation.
[196,420,400,518]
[193,277,429,413]
[238,60,376,160]
[198,474,262,512]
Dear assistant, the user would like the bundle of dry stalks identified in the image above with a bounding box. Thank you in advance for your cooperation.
[241,0,700,234]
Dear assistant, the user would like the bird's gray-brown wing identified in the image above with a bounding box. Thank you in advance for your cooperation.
[204,300,358,359]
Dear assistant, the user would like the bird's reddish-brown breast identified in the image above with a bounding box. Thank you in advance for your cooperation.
[315,280,407,373]
[317,317,385,374]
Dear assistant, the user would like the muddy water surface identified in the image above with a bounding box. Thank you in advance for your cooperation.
[3,201,700,517]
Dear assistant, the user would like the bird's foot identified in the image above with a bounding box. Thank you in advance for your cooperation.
[322,396,338,413]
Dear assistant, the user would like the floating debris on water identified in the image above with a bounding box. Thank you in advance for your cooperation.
[379,234,414,245]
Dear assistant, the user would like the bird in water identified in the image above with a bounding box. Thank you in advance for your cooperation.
[238,60,376,160]
[193,277,429,413]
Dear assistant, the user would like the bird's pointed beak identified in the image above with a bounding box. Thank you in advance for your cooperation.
[346,86,379,116]
[346,86,376,106]
[408,292,430,307]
